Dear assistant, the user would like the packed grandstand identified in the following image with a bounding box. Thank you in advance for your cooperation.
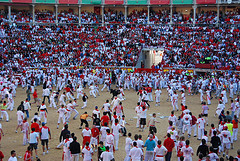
[0,1,239,71]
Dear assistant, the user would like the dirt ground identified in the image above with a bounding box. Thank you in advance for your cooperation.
[1,84,239,161]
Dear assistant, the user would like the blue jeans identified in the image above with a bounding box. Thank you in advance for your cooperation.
[27,95,30,101]
[165,152,172,161]
[25,110,29,118]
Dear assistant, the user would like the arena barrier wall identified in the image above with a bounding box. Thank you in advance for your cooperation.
[196,0,216,4]
[150,0,170,4]
[127,0,148,5]
[105,0,124,4]
[59,0,78,4]
[82,0,102,4]
[173,0,193,4]
[12,0,32,3]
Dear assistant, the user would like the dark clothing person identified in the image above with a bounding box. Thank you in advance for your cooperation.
[196,144,209,157]
[69,141,81,154]
[211,135,221,153]
[59,129,70,142]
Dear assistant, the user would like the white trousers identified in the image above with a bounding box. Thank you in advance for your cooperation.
[233,128,238,141]
[1,111,9,121]
[39,112,47,123]
[198,128,204,140]
[81,101,87,109]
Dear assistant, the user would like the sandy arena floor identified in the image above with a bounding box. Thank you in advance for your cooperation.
[1,85,239,161]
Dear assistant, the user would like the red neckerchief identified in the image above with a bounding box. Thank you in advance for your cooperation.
[157,145,162,148]
[64,138,69,143]
[85,146,90,151]
[85,127,89,131]
[153,135,155,139]
[113,115,117,119]
[23,120,27,123]
[237,155,240,158]
[115,123,118,126]
[96,109,99,111]
[42,103,44,106]
[143,108,146,111]
[3,103,6,106]
[186,145,189,148]
[149,138,153,141]
[106,150,109,152]
[171,114,174,117]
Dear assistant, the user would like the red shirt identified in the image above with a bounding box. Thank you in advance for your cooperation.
[192,115,197,125]
[232,119,238,128]
[31,122,40,132]
[24,150,31,161]
[0,151,4,161]
[101,115,110,126]
[163,138,175,152]
[33,91,38,98]
[91,128,99,137]
[65,87,71,92]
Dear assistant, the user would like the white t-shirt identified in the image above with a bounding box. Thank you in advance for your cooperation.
[183,114,192,125]
[197,118,205,129]
[40,126,50,140]
[181,145,193,159]
[111,124,121,135]
[106,134,114,145]
[92,109,100,118]
[100,126,109,138]
[137,139,144,150]
[154,145,168,157]
[168,115,177,124]
[221,130,231,143]
[129,147,143,161]
[125,137,132,150]
[103,103,111,112]
[17,110,24,120]
[167,129,178,141]
[140,109,147,118]
[29,132,38,144]
[82,147,93,161]
[155,90,162,97]
[100,151,114,161]
[82,129,91,137]
[58,108,67,117]
[8,156,18,161]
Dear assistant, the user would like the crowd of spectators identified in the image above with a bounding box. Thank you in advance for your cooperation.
[0,8,239,25]
[0,22,239,70]
[0,8,239,70]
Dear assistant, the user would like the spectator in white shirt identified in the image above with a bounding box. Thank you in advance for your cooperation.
[8,150,17,161]
[130,141,143,161]
[100,146,114,161]
[43,87,50,104]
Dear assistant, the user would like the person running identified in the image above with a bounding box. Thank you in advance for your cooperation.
[147,113,159,134]
[79,112,90,129]
[56,124,70,149]
[57,105,67,129]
